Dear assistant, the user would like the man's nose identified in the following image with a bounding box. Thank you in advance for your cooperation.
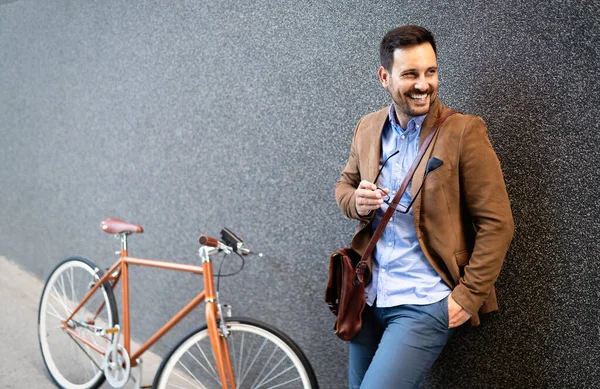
[414,74,428,91]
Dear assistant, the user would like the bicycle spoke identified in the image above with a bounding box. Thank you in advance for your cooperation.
[237,332,245,382]
[250,346,278,389]
[184,346,220,383]
[255,364,296,389]
[254,352,290,389]
[238,338,268,388]
[194,342,219,380]
[46,302,64,321]
[174,361,208,388]
[68,267,76,304]
[51,285,71,316]
[58,273,69,309]
[264,376,302,389]
[228,331,238,386]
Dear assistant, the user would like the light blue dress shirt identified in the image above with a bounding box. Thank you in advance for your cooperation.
[365,105,451,307]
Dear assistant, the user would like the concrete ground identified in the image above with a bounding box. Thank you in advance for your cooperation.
[0,256,162,389]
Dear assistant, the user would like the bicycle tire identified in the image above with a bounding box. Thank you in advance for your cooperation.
[38,256,119,389]
[153,316,319,389]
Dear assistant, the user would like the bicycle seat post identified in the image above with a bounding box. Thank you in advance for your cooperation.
[119,232,129,257]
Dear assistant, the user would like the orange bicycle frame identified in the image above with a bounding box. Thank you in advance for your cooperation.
[62,233,236,389]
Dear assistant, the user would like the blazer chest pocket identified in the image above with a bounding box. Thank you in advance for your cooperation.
[423,158,451,188]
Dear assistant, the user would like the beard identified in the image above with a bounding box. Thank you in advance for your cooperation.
[394,89,436,118]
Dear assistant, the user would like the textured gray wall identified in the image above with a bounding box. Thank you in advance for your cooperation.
[1,0,599,388]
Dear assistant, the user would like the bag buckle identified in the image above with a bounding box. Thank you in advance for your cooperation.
[354,261,367,285]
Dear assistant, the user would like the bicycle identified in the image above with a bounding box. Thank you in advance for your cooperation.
[38,218,318,389]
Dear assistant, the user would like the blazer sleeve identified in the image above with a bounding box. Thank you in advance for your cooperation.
[451,116,515,314]
[335,118,370,221]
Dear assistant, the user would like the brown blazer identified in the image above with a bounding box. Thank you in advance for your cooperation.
[335,99,514,325]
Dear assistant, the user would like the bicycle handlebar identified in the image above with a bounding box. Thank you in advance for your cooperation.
[198,234,219,247]
[198,229,251,255]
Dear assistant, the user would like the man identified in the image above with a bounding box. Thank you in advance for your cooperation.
[335,25,514,388]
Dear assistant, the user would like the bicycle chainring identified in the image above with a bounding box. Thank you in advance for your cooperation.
[103,344,131,388]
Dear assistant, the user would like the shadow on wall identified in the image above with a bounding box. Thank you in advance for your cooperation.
[425,60,558,387]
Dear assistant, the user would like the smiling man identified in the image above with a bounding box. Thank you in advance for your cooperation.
[335,26,514,388]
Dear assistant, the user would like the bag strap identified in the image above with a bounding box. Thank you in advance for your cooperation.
[355,109,459,283]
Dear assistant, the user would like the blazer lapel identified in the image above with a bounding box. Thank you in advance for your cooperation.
[365,108,389,183]
[412,99,445,225]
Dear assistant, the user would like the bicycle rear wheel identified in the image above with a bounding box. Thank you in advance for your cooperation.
[153,317,318,389]
[38,257,118,389]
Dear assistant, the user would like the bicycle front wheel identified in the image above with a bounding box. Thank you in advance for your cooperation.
[154,317,318,389]
[38,257,118,389]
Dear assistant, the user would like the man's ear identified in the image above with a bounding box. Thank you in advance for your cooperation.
[377,66,390,88]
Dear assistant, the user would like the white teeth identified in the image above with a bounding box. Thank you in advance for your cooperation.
[410,94,427,99]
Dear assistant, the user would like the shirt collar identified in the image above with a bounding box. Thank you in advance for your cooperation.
[388,104,427,134]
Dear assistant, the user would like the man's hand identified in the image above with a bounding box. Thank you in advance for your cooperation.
[355,180,389,216]
[448,294,472,328]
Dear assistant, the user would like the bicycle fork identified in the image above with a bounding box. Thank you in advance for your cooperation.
[201,246,236,389]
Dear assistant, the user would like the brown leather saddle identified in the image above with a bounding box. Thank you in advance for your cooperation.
[100,218,144,234]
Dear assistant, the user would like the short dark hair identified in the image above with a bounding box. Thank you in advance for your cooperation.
[379,25,437,71]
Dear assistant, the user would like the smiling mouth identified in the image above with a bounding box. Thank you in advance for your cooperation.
[409,93,428,101]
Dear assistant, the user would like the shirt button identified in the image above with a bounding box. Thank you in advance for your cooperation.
[381,268,386,273]
[389,217,393,222]
[394,163,399,167]
[416,124,420,129]
[387,242,392,247]
[392,190,397,194]
[401,135,406,140]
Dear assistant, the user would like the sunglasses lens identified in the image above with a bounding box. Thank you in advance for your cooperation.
[376,188,389,204]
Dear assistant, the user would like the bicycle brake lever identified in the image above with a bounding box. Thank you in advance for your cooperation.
[221,228,243,251]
